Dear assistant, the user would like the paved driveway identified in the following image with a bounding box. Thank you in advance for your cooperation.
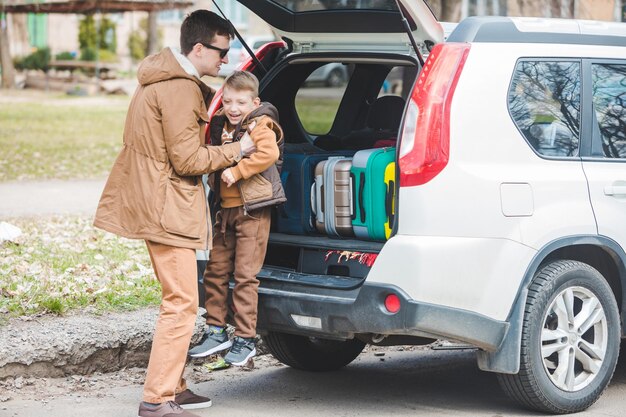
[3,346,626,417]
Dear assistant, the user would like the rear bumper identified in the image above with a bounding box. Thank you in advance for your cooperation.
[197,261,509,352]
[254,276,509,352]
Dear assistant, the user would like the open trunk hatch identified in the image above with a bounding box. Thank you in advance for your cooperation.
[237,0,443,55]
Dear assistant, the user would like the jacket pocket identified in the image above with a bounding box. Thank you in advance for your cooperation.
[240,174,273,204]
[160,177,202,239]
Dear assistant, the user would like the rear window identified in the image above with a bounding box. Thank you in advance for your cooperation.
[508,60,581,157]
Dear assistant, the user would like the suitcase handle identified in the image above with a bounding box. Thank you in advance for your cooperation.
[359,172,366,223]
[310,182,317,216]
[314,175,324,222]
[348,173,354,218]
[350,172,356,220]
[386,180,395,225]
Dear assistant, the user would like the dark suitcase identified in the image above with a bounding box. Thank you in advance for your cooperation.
[276,151,353,235]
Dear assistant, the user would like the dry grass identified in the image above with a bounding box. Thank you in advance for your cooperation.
[0,216,160,320]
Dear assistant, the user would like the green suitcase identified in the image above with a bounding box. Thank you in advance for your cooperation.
[351,147,396,241]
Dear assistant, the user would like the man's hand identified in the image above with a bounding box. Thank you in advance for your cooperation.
[239,120,257,157]
[221,168,236,187]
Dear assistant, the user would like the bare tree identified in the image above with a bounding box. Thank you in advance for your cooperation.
[0,13,15,89]
[615,0,624,22]
[428,0,461,22]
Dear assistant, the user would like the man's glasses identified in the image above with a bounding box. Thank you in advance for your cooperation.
[200,43,230,59]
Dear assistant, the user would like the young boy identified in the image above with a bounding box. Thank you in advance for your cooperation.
[189,70,285,365]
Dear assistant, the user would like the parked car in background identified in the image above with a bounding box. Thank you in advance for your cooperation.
[218,35,277,77]
[304,63,350,87]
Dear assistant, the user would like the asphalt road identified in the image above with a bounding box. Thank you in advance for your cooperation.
[3,346,626,417]
[0,180,105,217]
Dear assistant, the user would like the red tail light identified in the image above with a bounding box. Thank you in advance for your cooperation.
[205,41,285,144]
[398,43,470,187]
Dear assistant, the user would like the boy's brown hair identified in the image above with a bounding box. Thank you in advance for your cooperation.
[224,71,259,98]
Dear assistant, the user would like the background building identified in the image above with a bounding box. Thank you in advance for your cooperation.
[3,0,625,79]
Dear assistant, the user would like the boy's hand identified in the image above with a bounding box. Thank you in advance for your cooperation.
[239,120,257,157]
[221,168,236,187]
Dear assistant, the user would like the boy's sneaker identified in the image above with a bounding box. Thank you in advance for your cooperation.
[175,389,212,410]
[188,326,232,358]
[138,401,200,417]
[224,336,256,366]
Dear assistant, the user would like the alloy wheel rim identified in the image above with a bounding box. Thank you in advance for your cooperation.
[540,286,608,391]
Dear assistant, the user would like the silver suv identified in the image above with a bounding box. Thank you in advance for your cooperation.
[200,2,626,413]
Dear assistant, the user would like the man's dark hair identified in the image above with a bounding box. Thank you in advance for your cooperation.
[180,10,234,55]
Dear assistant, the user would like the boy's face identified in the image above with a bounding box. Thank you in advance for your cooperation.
[222,86,260,126]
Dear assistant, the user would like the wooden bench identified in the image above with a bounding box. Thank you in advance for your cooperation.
[48,60,118,79]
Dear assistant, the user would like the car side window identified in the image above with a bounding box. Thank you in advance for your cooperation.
[508,61,581,157]
[592,63,626,159]
[295,63,349,135]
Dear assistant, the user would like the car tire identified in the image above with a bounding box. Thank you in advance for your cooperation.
[497,260,620,414]
[325,68,345,87]
[264,331,365,371]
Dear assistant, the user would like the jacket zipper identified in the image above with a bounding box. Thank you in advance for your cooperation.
[202,178,210,251]
[238,182,248,216]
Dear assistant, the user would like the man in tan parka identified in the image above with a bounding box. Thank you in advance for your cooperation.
[94,10,254,417]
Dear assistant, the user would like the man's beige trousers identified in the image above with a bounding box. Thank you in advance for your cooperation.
[143,240,197,403]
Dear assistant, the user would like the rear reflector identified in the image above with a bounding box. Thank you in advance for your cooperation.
[384,294,401,314]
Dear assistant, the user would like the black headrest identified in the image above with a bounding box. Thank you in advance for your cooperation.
[366,95,406,130]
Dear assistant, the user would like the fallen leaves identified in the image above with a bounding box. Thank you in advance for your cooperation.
[0,215,160,320]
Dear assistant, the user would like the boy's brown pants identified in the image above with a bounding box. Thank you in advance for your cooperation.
[203,206,271,338]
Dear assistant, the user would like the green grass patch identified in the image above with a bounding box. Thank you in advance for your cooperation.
[295,96,342,135]
[0,92,342,182]
[0,97,129,181]
[0,216,161,321]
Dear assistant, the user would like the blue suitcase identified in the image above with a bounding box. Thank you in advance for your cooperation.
[276,150,354,235]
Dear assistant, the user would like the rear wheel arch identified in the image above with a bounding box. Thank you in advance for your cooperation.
[477,235,626,375]
[542,243,624,316]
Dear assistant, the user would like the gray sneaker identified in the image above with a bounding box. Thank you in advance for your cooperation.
[224,336,256,366]
[188,327,232,358]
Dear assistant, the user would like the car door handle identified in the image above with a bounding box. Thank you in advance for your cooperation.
[604,185,626,196]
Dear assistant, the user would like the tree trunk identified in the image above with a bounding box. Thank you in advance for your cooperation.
[146,11,158,55]
[440,0,462,22]
[615,0,624,22]
[0,13,16,89]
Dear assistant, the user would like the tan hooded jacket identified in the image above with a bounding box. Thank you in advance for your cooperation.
[94,48,242,250]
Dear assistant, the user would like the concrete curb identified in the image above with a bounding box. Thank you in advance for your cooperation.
[0,308,206,379]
